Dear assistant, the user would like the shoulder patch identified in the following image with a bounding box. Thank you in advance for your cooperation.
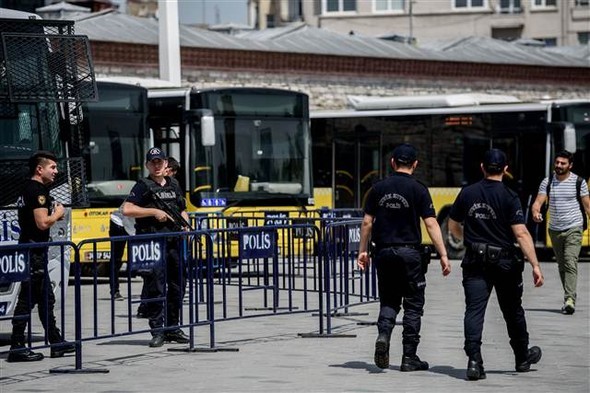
[38,195,46,205]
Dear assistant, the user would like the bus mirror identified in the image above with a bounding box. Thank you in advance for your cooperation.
[201,113,215,146]
[550,122,577,153]
[187,109,215,146]
[562,122,577,153]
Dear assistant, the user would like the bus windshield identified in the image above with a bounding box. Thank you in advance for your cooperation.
[188,90,312,207]
[82,83,148,205]
[204,118,307,193]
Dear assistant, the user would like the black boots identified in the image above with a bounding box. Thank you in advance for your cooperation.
[400,355,429,372]
[50,341,76,358]
[7,340,75,362]
[465,346,541,380]
[149,334,165,348]
[515,346,542,372]
[374,332,390,369]
[6,346,44,362]
[166,329,189,344]
[374,331,428,372]
[466,359,486,380]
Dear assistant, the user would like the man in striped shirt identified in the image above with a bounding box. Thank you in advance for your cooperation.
[531,150,590,315]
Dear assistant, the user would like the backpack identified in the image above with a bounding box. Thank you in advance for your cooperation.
[545,173,587,231]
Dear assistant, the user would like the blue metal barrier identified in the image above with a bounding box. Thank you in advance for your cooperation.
[312,219,378,337]
[0,241,76,358]
[75,230,216,347]
[2,210,381,372]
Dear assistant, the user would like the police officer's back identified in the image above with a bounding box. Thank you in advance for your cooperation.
[448,148,544,381]
[357,143,450,372]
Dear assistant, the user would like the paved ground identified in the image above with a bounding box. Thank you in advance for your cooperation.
[0,259,588,393]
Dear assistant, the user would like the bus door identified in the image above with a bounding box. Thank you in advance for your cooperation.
[332,133,381,209]
[491,129,547,242]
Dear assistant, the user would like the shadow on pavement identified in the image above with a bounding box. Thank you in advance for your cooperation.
[525,308,563,314]
[329,360,399,374]
[97,339,150,346]
[428,365,468,380]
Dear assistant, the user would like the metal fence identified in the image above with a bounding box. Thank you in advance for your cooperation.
[0,218,378,372]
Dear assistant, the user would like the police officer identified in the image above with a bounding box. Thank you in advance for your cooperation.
[357,143,451,371]
[7,151,75,362]
[448,148,544,381]
[122,147,190,347]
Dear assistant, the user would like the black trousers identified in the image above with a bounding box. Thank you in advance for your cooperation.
[462,256,529,362]
[109,222,127,295]
[11,252,62,346]
[374,246,425,357]
[145,240,187,333]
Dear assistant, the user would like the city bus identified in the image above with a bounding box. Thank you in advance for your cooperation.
[71,80,149,270]
[148,87,320,256]
[148,87,316,212]
[0,11,96,314]
[74,84,319,270]
[310,94,590,258]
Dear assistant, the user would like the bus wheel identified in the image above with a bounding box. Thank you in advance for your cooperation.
[441,216,465,260]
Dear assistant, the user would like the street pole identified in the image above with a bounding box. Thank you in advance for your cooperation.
[408,0,413,44]
[158,0,181,86]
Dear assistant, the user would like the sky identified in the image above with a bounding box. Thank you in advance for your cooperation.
[112,0,249,26]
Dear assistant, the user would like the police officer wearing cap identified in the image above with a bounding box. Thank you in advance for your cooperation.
[448,148,544,381]
[358,143,451,372]
[122,147,190,347]
[7,151,76,362]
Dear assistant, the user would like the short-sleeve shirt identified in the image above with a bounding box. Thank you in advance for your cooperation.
[537,173,589,231]
[449,179,524,249]
[126,176,186,234]
[17,179,53,243]
[363,172,435,246]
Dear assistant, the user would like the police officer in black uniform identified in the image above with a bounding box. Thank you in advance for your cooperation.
[448,148,544,381]
[358,143,451,371]
[122,147,190,348]
[7,151,75,362]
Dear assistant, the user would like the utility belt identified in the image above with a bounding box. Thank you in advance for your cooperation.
[373,243,432,273]
[466,242,520,266]
[375,243,421,251]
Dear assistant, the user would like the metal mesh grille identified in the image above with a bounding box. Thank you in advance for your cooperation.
[0,102,17,117]
[0,157,88,209]
[1,33,97,102]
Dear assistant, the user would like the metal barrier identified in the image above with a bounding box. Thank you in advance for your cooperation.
[1,214,381,372]
[73,231,218,361]
[0,241,75,356]
[300,219,378,338]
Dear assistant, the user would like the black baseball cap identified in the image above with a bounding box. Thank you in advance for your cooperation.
[393,143,417,164]
[483,148,507,170]
[146,147,167,162]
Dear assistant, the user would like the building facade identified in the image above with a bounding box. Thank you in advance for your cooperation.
[250,0,590,46]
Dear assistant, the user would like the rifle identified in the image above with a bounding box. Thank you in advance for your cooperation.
[145,188,194,232]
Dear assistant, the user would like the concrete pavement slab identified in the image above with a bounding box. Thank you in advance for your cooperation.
[0,260,588,393]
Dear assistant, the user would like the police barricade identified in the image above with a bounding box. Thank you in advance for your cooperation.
[193,221,321,321]
[191,211,370,322]
[0,241,75,360]
[1,216,380,370]
[73,230,217,370]
[306,219,378,337]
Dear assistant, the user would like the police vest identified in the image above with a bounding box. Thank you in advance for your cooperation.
[135,177,182,234]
